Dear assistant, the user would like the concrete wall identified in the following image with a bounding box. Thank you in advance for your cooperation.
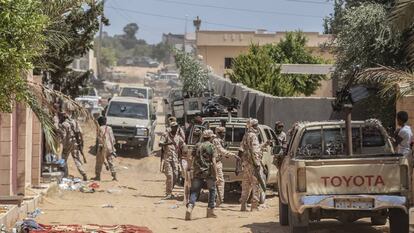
[209,74,335,128]
[0,113,13,196]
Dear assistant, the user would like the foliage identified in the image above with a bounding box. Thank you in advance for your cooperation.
[230,32,326,96]
[41,0,105,97]
[174,50,209,93]
[101,47,117,67]
[0,0,47,112]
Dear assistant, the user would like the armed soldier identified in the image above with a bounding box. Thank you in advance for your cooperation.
[185,130,218,220]
[168,116,186,141]
[239,119,269,212]
[212,127,237,207]
[93,116,117,181]
[159,122,185,199]
[274,121,287,152]
[60,112,88,181]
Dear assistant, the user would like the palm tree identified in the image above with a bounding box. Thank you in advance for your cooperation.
[357,0,414,97]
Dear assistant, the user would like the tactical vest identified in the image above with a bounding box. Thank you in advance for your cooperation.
[194,142,215,178]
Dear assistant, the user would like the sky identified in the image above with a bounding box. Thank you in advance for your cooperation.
[103,0,334,44]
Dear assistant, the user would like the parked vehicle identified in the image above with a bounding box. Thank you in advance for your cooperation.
[105,97,157,157]
[119,86,154,101]
[277,120,409,233]
[75,87,103,118]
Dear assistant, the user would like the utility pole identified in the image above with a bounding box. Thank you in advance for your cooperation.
[96,0,106,79]
[193,16,201,56]
[183,14,188,52]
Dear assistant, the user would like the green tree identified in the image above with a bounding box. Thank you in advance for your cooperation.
[174,50,209,93]
[230,32,326,96]
[101,47,117,67]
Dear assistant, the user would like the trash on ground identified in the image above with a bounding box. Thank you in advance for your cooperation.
[154,200,164,205]
[119,185,137,191]
[107,189,122,194]
[29,224,153,233]
[169,205,179,209]
[80,186,95,193]
[101,204,114,208]
[58,178,84,191]
[15,219,43,232]
[27,208,43,218]
[89,182,100,189]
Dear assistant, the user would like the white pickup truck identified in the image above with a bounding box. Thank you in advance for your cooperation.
[278,120,411,233]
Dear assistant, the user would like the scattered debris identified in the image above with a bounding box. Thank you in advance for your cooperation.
[89,183,100,189]
[80,187,95,193]
[154,200,165,205]
[119,185,138,191]
[58,178,84,191]
[101,204,114,208]
[169,205,179,209]
[15,219,43,233]
[27,208,43,218]
[107,189,122,194]
[31,224,152,233]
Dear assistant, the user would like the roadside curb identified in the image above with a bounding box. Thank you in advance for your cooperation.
[0,182,58,230]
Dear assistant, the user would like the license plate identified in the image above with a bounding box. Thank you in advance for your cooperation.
[334,198,374,209]
[117,140,127,145]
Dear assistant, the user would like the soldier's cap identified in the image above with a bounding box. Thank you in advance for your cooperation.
[215,127,226,134]
[170,122,178,127]
[168,116,177,122]
[250,119,259,126]
[275,121,284,127]
[202,129,214,138]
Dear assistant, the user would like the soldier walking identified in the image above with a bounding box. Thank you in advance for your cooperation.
[60,112,88,181]
[274,121,287,151]
[168,116,186,141]
[239,119,269,212]
[92,116,117,181]
[212,127,237,207]
[186,130,218,220]
[159,122,185,199]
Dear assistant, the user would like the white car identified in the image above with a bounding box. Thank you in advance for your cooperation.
[75,87,103,117]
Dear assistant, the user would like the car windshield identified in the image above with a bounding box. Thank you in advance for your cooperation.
[297,125,392,158]
[80,88,96,96]
[107,102,148,120]
[120,88,147,99]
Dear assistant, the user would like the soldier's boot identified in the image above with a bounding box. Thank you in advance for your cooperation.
[251,203,260,212]
[111,172,117,181]
[206,208,217,218]
[216,197,222,208]
[91,175,100,181]
[240,202,248,212]
[82,174,88,181]
[185,204,194,221]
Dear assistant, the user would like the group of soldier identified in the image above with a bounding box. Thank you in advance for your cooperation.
[53,105,117,182]
[159,115,287,221]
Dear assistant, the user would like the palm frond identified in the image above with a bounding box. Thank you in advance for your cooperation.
[357,66,414,99]
[389,0,414,31]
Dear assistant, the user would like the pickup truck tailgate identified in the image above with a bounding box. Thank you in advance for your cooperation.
[304,158,404,195]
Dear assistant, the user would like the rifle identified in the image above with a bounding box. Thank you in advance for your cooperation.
[248,148,266,192]
[70,120,87,164]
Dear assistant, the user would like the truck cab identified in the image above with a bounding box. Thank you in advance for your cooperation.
[278,120,410,233]
[105,97,157,157]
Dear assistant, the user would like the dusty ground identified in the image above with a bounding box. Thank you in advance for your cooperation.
[36,67,389,233]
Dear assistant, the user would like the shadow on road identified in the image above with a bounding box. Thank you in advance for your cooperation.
[243,222,282,233]
[309,220,387,233]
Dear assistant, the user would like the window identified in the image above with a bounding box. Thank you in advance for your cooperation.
[120,88,148,99]
[224,57,234,69]
[107,102,148,120]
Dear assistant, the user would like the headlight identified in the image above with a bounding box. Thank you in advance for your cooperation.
[136,128,149,136]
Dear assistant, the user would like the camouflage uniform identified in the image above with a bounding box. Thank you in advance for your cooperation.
[60,118,87,180]
[95,125,117,180]
[212,127,236,205]
[160,129,185,196]
[239,120,266,211]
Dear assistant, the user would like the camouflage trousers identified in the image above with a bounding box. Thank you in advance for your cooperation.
[163,159,178,195]
[95,148,116,177]
[240,162,260,206]
[216,161,225,203]
[62,142,86,177]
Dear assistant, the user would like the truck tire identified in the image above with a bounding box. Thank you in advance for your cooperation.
[279,198,289,226]
[389,209,408,233]
[288,207,308,233]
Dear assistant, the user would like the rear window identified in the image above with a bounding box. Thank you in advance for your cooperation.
[297,126,391,158]
[208,126,246,146]
[120,88,147,99]
[107,102,148,120]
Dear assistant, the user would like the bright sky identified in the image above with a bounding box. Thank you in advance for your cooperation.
[104,0,334,44]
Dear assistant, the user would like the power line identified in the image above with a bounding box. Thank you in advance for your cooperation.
[285,0,332,5]
[107,6,259,30]
[150,0,324,18]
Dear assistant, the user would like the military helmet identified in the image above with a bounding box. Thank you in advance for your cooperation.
[275,121,284,127]
[250,119,259,127]
[215,127,226,134]
[202,129,214,138]
[168,116,177,123]
[170,121,178,127]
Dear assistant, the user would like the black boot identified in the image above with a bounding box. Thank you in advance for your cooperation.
[111,172,117,181]
[82,174,88,181]
[91,175,100,181]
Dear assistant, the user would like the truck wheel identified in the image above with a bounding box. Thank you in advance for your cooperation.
[279,198,289,226]
[371,216,387,226]
[139,142,152,157]
[389,209,408,233]
[288,208,308,233]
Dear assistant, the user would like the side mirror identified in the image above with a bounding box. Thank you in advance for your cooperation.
[272,145,282,155]
[163,99,169,105]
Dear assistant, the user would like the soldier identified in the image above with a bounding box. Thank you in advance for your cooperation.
[239,119,269,212]
[168,116,186,141]
[159,122,185,199]
[212,127,237,207]
[60,112,88,181]
[92,116,117,181]
[186,130,218,220]
[274,121,288,152]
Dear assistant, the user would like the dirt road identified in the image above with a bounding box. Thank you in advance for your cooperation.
[35,67,389,233]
